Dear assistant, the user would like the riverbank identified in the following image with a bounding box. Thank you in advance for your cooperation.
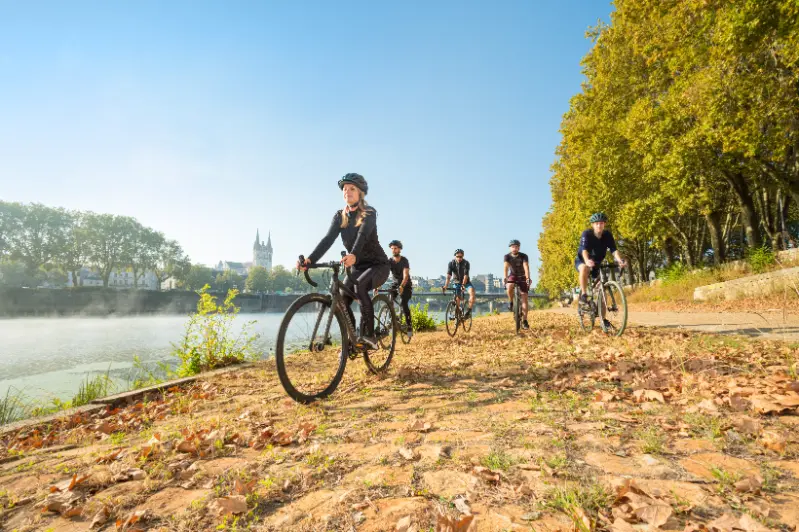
[1,311,798,531]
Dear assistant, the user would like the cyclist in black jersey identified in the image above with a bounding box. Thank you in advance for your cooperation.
[443,249,475,318]
[298,173,389,350]
[504,239,530,330]
[387,240,413,338]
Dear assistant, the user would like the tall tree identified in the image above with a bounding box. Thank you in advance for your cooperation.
[7,203,69,275]
[182,264,215,291]
[84,213,136,287]
[245,266,269,293]
[153,239,190,290]
[57,210,88,287]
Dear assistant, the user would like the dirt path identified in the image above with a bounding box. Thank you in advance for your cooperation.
[548,306,799,341]
[1,313,798,531]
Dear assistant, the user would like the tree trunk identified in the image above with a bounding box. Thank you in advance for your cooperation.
[705,211,726,265]
[726,171,762,248]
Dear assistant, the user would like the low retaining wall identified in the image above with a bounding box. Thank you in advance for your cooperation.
[693,267,799,301]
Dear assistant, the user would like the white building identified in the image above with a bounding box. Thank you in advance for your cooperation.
[67,267,158,290]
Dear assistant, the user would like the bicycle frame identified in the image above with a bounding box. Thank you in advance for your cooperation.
[300,256,360,352]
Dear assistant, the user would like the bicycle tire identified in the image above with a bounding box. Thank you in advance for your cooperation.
[461,300,473,332]
[398,303,412,344]
[600,281,628,337]
[514,287,521,333]
[366,294,397,374]
[445,300,459,337]
[578,305,594,332]
[275,293,349,404]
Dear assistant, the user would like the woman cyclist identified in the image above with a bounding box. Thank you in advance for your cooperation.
[299,173,390,349]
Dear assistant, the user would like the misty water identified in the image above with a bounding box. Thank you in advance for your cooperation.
[0,306,461,405]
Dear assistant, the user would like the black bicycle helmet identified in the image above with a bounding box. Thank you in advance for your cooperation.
[337,173,368,194]
[509,239,520,246]
[589,212,608,223]
[388,240,403,249]
[454,249,464,256]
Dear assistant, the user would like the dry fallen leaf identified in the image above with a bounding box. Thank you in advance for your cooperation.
[633,389,665,403]
[634,503,672,528]
[410,420,433,433]
[750,396,789,415]
[115,509,149,530]
[435,512,474,532]
[472,466,501,484]
[760,431,787,453]
[90,506,110,528]
[209,495,248,517]
[233,479,257,496]
[734,474,763,494]
[398,446,418,461]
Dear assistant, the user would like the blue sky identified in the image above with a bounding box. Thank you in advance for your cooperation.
[0,0,612,281]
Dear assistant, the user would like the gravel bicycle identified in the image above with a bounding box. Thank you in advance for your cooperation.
[443,284,472,337]
[578,263,628,336]
[375,287,412,344]
[275,254,397,404]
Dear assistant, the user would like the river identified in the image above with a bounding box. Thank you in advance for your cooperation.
[0,307,465,405]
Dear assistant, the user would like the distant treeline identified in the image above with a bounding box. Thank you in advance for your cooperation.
[0,201,189,289]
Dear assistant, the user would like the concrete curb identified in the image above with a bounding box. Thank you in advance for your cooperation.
[0,362,257,438]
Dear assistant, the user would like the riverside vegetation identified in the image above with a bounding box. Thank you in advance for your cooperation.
[1,311,797,531]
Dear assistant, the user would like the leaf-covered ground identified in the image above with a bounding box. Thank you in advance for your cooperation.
[1,312,798,532]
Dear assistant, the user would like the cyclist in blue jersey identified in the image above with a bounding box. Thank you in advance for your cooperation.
[576,212,626,312]
[443,249,475,318]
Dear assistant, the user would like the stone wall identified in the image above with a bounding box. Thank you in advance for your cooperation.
[693,267,799,301]
[0,288,299,317]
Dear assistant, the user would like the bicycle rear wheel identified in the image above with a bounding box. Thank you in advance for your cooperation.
[366,294,396,373]
[275,293,348,404]
[398,304,412,344]
[445,300,459,337]
[600,281,628,336]
[578,299,595,332]
[460,301,473,332]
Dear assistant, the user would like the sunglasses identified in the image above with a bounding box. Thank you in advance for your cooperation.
[455,255,464,259]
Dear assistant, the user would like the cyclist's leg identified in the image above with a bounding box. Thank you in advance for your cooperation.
[340,274,358,334]
[577,262,590,302]
[519,279,529,319]
[352,265,390,340]
[506,281,515,310]
[467,285,475,310]
[400,288,413,331]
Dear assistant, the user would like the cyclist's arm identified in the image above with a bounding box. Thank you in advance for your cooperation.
[503,261,510,280]
[463,262,470,285]
[523,260,531,281]
[581,250,593,264]
[402,267,410,287]
[349,208,377,259]
[308,212,342,264]
[612,250,625,265]
[444,272,451,288]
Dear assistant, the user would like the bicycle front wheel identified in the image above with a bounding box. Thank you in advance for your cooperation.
[366,294,396,374]
[600,281,628,336]
[275,293,348,404]
[514,289,521,333]
[578,303,594,333]
[445,300,459,337]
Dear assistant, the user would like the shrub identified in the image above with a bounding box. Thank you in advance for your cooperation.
[410,303,437,332]
[747,245,775,274]
[657,262,688,285]
[171,285,260,377]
